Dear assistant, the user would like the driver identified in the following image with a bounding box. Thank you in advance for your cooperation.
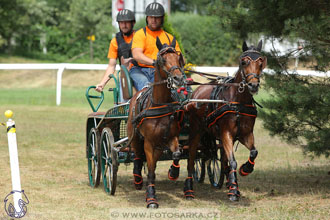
[130,2,181,91]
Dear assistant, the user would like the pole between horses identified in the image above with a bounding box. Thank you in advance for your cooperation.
[188,99,229,103]
[4,110,22,212]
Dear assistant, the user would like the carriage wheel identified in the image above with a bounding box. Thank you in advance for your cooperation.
[193,158,205,183]
[87,128,101,187]
[207,147,225,189]
[99,128,118,195]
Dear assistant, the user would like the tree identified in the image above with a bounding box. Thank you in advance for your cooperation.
[61,0,112,63]
[169,13,240,66]
[171,0,213,14]
[210,0,330,157]
[0,0,55,54]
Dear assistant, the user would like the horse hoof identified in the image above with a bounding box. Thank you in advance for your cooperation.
[133,174,143,189]
[147,203,159,209]
[168,170,179,181]
[228,195,239,202]
[239,165,249,176]
[168,167,180,181]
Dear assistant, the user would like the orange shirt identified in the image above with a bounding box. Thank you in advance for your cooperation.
[107,33,134,59]
[131,26,181,68]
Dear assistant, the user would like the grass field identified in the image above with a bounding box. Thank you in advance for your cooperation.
[0,67,329,220]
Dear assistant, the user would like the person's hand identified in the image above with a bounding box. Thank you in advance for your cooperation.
[95,83,104,92]
[121,56,134,70]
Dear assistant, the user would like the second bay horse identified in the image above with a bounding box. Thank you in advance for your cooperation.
[186,40,267,201]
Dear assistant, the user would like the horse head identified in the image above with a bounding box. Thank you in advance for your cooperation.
[155,36,185,89]
[240,40,267,95]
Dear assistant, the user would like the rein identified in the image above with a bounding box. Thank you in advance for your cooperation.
[183,68,241,86]
[183,49,264,92]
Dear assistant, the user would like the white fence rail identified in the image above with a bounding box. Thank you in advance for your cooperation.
[0,63,328,106]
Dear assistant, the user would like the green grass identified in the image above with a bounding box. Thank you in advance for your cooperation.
[0,88,114,109]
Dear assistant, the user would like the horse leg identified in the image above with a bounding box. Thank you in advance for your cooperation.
[239,133,258,176]
[221,150,230,189]
[222,132,240,201]
[144,141,162,208]
[184,133,200,199]
[132,137,144,190]
[133,157,144,190]
[168,136,181,181]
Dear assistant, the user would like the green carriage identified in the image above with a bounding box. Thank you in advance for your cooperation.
[85,66,226,195]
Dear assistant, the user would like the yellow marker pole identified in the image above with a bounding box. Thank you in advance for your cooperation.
[5,110,22,214]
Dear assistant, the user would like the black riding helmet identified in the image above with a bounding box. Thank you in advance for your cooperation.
[145,2,165,26]
[145,2,165,17]
[116,9,135,22]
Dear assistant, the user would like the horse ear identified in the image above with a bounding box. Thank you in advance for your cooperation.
[257,40,263,51]
[242,41,248,52]
[156,37,163,51]
[171,36,176,48]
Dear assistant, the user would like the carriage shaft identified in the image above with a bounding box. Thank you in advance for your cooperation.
[188,99,229,104]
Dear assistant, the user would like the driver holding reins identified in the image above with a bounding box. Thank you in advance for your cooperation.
[130,2,181,91]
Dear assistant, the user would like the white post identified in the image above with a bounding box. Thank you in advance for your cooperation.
[56,65,65,106]
[5,110,22,212]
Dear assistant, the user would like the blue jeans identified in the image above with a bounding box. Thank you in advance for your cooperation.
[129,66,155,91]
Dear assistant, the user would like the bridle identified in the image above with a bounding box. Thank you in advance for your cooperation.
[154,46,185,89]
[238,50,264,93]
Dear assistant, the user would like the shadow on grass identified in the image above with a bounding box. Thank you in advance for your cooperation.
[107,163,329,208]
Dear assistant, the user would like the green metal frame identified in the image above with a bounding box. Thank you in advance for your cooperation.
[85,69,129,112]
[111,74,120,105]
[85,86,104,112]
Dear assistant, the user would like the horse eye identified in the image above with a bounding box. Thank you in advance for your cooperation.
[241,60,247,66]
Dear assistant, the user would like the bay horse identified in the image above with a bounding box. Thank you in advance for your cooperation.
[127,37,186,208]
[185,40,267,201]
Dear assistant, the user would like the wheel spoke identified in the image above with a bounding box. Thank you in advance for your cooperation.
[105,163,109,174]
[102,140,108,158]
[91,135,96,156]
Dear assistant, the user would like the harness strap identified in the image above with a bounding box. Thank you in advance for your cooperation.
[252,97,263,108]
[133,102,184,129]
[206,103,257,128]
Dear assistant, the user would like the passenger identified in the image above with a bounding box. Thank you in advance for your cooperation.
[95,9,137,94]
[130,2,181,91]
